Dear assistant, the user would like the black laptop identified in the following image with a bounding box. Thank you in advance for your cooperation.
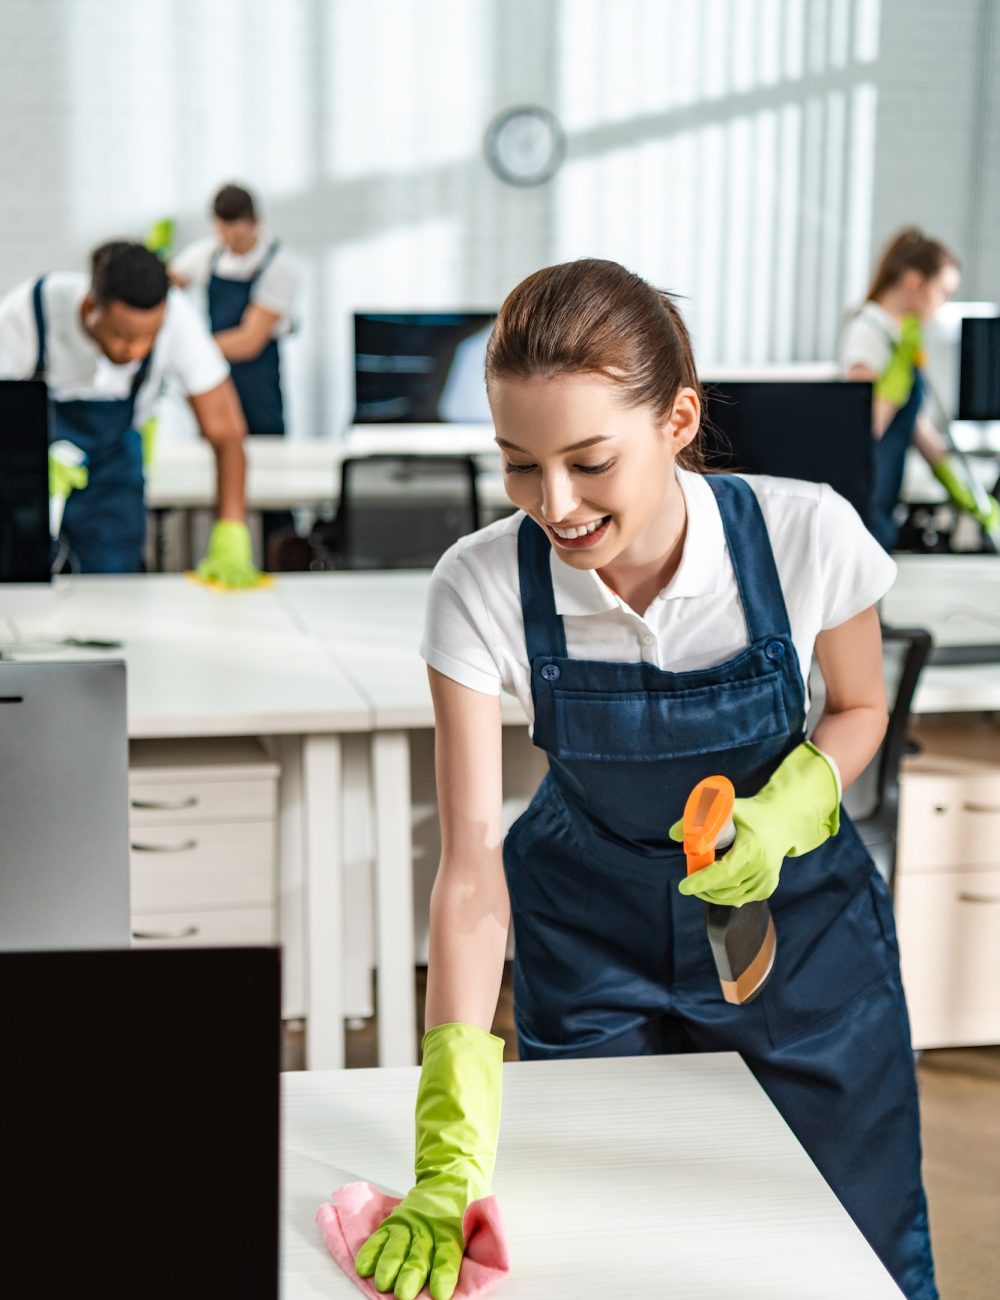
[2,947,281,1299]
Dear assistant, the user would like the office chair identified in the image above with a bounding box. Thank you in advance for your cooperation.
[307,454,481,570]
[850,625,933,892]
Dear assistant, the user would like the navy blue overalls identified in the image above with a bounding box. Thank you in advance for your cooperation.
[207,241,285,437]
[502,475,936,1299]
[207,240,289,550]
[870,331,926,552]
[33,277,150,573]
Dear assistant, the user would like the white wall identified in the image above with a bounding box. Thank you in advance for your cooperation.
[0,0,995,438]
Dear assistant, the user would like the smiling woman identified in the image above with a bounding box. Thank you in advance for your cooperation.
[354,258,939,1300]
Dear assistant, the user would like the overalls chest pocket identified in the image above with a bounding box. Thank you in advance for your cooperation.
[551,670,790,762]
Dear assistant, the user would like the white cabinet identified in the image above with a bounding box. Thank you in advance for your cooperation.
[896,720,1000,1048]
[128,738,279,949]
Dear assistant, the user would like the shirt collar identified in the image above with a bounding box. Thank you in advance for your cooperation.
[549,468,727,616]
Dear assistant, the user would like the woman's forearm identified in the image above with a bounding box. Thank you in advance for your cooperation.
[424,864,510,1033]
[810,704,889,791]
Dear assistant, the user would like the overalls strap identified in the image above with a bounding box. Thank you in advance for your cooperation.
[706,475,793,644]
[517,516,567,661]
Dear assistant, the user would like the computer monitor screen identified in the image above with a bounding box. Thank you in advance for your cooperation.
[354,312,495,423]
[2,947,281,1300]
[958,316,1000,420]
[0,379,50,582]
[702,381,875,526]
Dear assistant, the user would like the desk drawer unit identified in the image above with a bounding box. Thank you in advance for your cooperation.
[895,869,1000,1048]
[896,721,1000,1048]
[128,737,279,948]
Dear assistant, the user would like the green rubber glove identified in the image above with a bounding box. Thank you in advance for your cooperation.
[874,313,924,407]
[670,742,841,906]
[145,217,175,261]
[139,417,158,467]
[932,457,1000,531]
[48,452,88,499]
[356,1023,504,1300]
[194,520,261,588]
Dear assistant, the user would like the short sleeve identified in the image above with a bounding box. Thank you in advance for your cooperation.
[161,288,230,396]
[252,254,299,324]
[0,279,41,379]
[839,312,892,376]
[817,484,897,629]
[420,556,503,696]
[169,239,214,287]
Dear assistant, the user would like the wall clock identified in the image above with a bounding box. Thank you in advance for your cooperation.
[484,105,566,187]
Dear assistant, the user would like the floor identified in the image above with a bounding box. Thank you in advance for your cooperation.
[284,967,1000,1299]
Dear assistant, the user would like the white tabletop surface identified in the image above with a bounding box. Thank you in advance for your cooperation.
[277,572,528,728]
[145,431,505,511]
[1,575,371,737]
[282,1053,902,1299]
[881,555,1000,712]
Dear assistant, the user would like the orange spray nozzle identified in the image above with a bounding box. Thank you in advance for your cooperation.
[682,775,736,874]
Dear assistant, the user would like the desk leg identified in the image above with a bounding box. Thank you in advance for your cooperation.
[373,731,417,1067]
[303,733,345,1069]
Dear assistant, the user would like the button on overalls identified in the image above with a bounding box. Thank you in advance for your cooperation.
[502,475,936,1299]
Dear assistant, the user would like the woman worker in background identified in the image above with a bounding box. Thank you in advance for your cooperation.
[840,225,999,551]
[354,260,937,1300]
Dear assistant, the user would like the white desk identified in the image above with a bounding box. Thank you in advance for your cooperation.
[881,555,1000,712]
[2,575,372,1070]
[282,1053,902,1298]
[145,430,504,513]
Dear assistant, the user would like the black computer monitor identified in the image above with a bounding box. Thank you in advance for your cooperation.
[702,380,875,526]
[2,947,281,1300]
[353,311,495,423]
[0,379,51,582]
[958,316,1000,420]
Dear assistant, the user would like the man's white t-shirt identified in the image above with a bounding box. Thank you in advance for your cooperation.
[0,274,229,427]
[421,469,896,725]
[171,232,299,336]
[839,301,900,377]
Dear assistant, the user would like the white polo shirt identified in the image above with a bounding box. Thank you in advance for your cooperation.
[0,274,229,427]
[171,232,299,336]
[839,301,899,377]
[421,470,896,724]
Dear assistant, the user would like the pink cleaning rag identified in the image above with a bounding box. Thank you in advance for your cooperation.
[316,1181,511,1298]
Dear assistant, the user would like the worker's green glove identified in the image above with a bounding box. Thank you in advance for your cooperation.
[194,520,261,589]
[145,217,175,260]
[874,313,924,407]
[932,457,1000,531]
[48,451,88,499]
[670,742,841,906]
[355,1023,503,1300]
[139,417,157,467]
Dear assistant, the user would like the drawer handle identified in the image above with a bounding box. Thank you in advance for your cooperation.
[958,892,1000,905]
[961,802,1000,814]
[132,925,200,940]
[130,796,199,812]
[130,838,199,854]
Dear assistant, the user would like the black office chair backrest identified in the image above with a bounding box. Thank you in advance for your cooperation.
[335,454,481,569]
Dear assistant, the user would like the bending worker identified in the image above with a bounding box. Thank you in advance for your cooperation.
[0,240,258,582]
[355,260,937,1300]
[840,225,999,551]
[171,183,299,555]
